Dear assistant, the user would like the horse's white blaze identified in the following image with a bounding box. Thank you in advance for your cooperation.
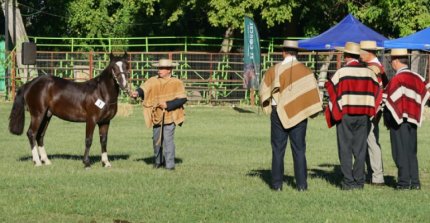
[121,73,127,87]
[114,61,127,87]
[31,146,42,166]
[38,146,51,165]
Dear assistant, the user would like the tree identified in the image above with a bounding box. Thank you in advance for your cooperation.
[347,0,430,37]
[65,0,159,50]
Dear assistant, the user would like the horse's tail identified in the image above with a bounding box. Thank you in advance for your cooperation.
[9,86,27,135]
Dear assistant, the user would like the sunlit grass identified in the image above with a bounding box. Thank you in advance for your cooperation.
[1,103,430,222]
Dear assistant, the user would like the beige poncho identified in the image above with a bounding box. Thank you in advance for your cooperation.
[259,60,322,129]
[141,76,186,128]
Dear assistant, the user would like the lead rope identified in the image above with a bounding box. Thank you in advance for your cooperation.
[155,109,166,166]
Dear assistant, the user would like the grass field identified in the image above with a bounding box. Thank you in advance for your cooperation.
[1,102,430,222]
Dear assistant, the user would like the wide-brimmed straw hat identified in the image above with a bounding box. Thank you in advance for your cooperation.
[152,59,178,68]
[279,40,301,49]
[335,42,361,55]
[390,48,408,56]
[360,40,383,50]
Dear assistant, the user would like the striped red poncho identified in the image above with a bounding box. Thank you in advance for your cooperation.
[383,68,430,127]
[324,60,381,128]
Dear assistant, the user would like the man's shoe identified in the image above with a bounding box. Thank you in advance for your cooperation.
[271,186,282,192]
[153,163,163,169]
[410,185,421,190]
[297,187,307,192]
[395,185,410,190]
[354,184,364,190]
[340,182,355,190]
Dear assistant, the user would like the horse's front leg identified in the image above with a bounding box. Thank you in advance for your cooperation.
[83,120,96,168]
[98,122,111,167]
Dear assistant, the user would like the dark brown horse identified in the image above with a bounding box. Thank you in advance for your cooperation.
[9,52,130,168]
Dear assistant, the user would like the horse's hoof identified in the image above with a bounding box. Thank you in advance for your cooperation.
[43,160,52,165]
[84,166,91,170]
[103,162,112,168]
[34,162,42,167]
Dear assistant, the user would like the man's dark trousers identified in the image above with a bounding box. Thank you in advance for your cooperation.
[271,107,308,189]
[390,122,419,187]
[336,114,370,188]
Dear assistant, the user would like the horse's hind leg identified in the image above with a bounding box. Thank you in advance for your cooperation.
[98,122,111,167]
[36,112,52,165]
[27,115,43,166]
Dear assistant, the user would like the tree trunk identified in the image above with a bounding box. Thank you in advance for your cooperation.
[2,1,37,82]
[220,27,234,53]
[318,54,334,87]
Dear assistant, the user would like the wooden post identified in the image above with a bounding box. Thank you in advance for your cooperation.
[11,50,15,99]
[250,88,255,105]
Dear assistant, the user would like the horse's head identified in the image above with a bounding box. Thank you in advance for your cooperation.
[109,52,130,95]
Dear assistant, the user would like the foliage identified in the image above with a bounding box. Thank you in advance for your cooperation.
[18,0,71,36]
[16,0,430,40]
[206,0,298,31]
[348,0,430,38]
[1,104,430,222]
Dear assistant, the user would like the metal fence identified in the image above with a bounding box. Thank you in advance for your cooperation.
[4,50,430,104]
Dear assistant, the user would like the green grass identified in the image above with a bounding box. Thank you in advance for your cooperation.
[1,103,430,222]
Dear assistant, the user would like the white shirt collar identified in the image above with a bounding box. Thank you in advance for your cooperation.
[281,55,297,64]
[346,59,359,65]
[396,66,409,74]
[369,57,381,65]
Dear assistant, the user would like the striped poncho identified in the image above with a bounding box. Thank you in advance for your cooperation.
[383,68,430,127]
[324,61,381,128]
[259,60,322,129]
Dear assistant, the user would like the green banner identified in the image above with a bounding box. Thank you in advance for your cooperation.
[243,16,260,89]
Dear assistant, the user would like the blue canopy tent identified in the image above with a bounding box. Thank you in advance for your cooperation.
[384,27,430,50]
[298,14,387,50]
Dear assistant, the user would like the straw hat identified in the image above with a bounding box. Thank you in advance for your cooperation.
[280,40,300,49]
[390,48,408,56]
[152,58,178,68]
[360,40,383,50]
[335,42,361,55]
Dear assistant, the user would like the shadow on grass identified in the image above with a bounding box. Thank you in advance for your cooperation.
[246,169,296,189]
[309,163,398,189]
[232,106,255,113]
[383,175,397,188]
[18,154,129,165]
[309,163,343,188]
[134,156,183,166]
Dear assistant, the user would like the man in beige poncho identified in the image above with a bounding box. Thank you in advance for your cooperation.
[259,40,322,191]
[131,58,187,170]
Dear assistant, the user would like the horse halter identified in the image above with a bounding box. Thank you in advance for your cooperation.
[111,63,131,96]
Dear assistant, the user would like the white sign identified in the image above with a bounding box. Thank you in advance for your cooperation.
[95,99,106,109]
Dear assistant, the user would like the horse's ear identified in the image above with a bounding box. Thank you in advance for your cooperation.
[123,51,128,59]
[110,52,114,60]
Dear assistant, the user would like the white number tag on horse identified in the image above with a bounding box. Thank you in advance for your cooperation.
[95,99,106,109]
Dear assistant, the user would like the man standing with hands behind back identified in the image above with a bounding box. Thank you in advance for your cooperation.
[360,40,387,186]
[259,40,322,192]
[325,42,381,190]
[383,49,430,190]
[131,58,187,170]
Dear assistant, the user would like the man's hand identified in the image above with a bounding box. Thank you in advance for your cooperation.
[157,101,167,109]
[131,91,139,98]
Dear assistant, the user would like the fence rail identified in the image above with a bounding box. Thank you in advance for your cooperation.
[28,36,304,53]
[3,50,429,104]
